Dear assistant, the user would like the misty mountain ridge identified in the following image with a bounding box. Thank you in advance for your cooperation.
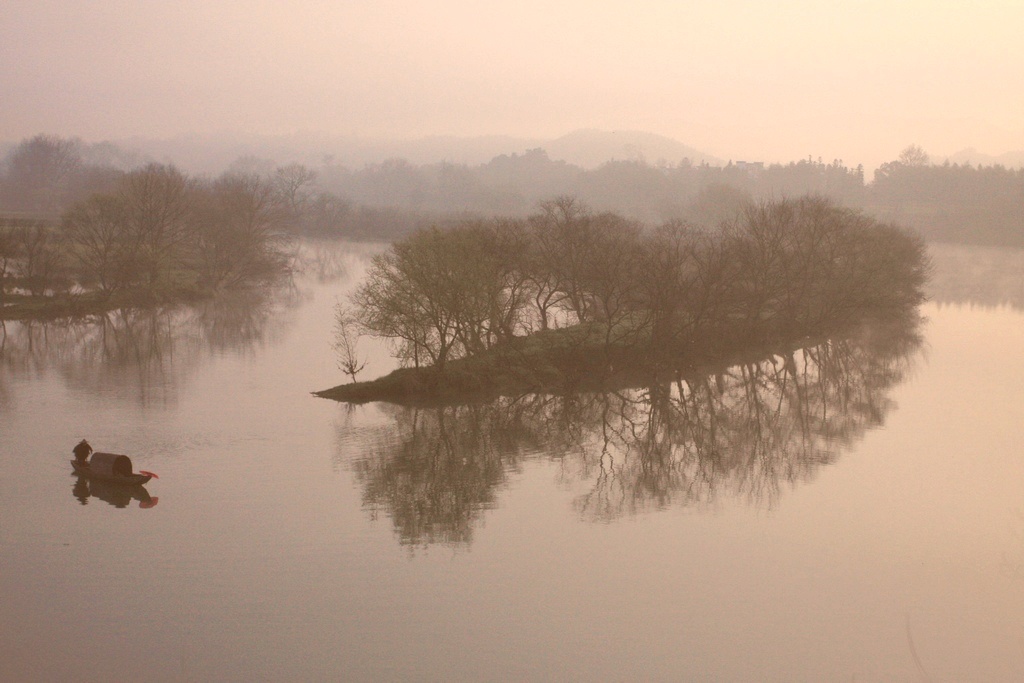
[544,129,723,168]
[945,147,1024,169]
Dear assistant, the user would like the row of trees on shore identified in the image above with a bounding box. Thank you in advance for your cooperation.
[0,134,444,244]
[871,149,1024,247]
[342,196,929,375]
[1,158,295,306]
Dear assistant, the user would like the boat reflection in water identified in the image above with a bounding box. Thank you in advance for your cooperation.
[337,312,923,547]
[71,476,159,509]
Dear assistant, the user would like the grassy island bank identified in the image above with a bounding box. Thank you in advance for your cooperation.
[317,195,929,405]
[314,314,904,407]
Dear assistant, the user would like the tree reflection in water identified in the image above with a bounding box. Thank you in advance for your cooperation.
[0,283,298,407]
[0,240,371,408]
[339,313,922,547]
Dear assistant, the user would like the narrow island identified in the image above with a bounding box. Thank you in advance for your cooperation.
[316,195,929,405]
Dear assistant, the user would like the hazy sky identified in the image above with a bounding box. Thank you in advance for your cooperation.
[3,0,1022,168]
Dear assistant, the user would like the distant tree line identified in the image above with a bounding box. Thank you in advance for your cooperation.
[342,196,928,377]
[315,151,867,227]
[0,134,443,244]
[0,140,295,311]
[0,134,128,217]
[316,146,1021,247]
[4,135,1021,248]
[870,145,1024,247]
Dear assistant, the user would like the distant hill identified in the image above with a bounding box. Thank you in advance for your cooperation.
[945,147,1024,168]
[346,135,546,167]
[545,129,723,168]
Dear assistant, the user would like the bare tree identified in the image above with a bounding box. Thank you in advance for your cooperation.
[639,220,735,352]
[15,224,68,296]
[273,164,318,224]
[333,303,367,383]
[61,194,138,294]
[898,144,930,167]
[353,230,469,370]
[193,172,291,289]
[118,163,193,287]
[306,191,351,235]
[0,227,17,304]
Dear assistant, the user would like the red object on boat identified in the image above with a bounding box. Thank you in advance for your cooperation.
[71,453,156,485]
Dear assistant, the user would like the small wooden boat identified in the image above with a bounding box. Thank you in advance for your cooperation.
[70,451,157,486]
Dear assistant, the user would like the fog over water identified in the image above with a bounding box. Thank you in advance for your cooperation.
[2,1,1023,170]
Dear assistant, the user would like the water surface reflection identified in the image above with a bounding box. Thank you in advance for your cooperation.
[0,240,378,413]
[928,242,1024,310]
[0,286,301,407]
[337,314,922,546]
[71,475,159,509]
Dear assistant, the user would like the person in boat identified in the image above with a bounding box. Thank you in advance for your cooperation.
[72,439,93,466]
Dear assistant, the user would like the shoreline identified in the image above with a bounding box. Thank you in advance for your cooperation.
[0,287,208,321]
[314,313,911,407]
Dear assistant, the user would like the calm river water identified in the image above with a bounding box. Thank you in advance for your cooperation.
[3,241,1024,682]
